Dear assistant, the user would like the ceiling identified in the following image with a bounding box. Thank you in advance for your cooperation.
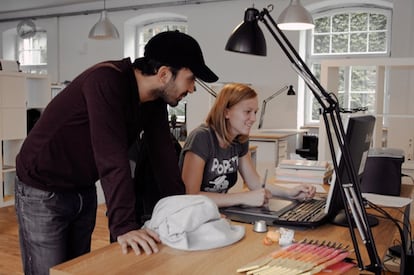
[0,0,98,14]
[0,0,225,21]
[0,0,225,14]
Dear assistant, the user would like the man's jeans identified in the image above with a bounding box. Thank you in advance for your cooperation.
[15,178,97,275]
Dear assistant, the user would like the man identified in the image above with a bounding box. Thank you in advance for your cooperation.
[15,31,218,275]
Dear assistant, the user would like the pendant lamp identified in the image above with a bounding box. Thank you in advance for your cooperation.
[277,0,314,30]
[88,0,119,40]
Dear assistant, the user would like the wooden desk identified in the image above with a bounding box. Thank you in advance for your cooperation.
[50,185,413,275]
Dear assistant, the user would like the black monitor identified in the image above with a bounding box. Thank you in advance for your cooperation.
[325,115,378,227]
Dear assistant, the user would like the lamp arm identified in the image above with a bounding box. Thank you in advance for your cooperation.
[258,100,266,129]
[195,78,217,97]
[258,85,289,129]
[258,6,382,274]
[264,85,289,103]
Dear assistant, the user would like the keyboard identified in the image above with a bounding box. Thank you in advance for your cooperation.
[274,199,327,226]
[220,197,329,228]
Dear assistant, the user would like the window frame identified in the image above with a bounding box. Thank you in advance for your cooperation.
[17,29,48,74]
[304,6,392,125]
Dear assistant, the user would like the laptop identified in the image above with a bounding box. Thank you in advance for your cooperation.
[220,194,329,227]
[220,115,376,228]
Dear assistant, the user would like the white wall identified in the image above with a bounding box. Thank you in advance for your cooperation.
[0,0,302,132]
[386,0,414,159]
[0,0,412,138]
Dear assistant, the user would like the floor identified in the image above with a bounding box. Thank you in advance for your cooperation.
[0,203,109,275]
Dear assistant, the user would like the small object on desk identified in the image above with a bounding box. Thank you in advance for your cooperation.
[279,227,294,246]
[253,220,267,233]
[263,229,280,245]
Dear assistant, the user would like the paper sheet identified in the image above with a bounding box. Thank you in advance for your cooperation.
[362,193,412,208]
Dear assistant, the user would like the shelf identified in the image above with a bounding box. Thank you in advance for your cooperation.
[3,195,13,202]
[2,165,16,172]
[0,72,50,207]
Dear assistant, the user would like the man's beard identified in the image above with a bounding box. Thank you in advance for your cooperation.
[160,79,180,107]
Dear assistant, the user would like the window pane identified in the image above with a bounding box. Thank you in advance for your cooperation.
[351,66,376,91]
[338,94,345,108]
[142,30,153,44]
[315,17,330,33]
[313,34,330,54]
[338,67,345,92]
[168,102,186,122]
[368,32,387,52]
[311,64,321,120]
[350,13,368,31]
[350,33,367,52]
[18,31,47,74]
[369,13,387,30]
[137,20,187,57]
[350,93,375,110]
[332,14,349,32]
[332,34,348,53]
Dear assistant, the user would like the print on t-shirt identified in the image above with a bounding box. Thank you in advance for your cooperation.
[205,156,238,193]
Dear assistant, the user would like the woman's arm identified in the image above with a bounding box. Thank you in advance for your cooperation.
[238,153,315,200]
[238,152,262,190]
[181,151,205,194]
[182,151,269,207]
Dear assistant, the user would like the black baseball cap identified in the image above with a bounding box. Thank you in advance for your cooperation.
[144,31,218,83]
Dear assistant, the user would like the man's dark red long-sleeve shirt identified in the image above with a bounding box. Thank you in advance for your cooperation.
[16,58,185,239]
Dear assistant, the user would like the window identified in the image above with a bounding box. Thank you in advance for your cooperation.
[136,20,187,58]
[136,19,188,140]
[17,30,47,74]
[305,7,391,123]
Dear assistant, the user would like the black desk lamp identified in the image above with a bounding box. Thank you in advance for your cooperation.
[258,85,295,129]
[225,4,381,274]
[195,78,217,97]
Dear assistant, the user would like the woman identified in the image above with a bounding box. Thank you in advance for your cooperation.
[179,83,315,207]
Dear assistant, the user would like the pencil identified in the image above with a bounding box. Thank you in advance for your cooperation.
[262,169,268,188]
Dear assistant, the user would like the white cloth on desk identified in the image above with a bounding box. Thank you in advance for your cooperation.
[143,195,245,251]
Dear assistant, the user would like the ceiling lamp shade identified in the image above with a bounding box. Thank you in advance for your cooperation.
[287,85,296,95]
[88,1,119,40]
[277,0,314,30]
[225,8,267,56]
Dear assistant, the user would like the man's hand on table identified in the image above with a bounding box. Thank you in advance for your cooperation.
[117,228,161,255]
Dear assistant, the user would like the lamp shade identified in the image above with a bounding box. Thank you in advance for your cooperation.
[225,8,267,56]
[277,0,314,30]
[287,85,296,95]
[88,10,119,40]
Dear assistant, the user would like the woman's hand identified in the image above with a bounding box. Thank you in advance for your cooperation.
[287,184,316,201]
[242,188,273,207]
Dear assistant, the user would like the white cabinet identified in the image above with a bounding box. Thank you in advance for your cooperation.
[249,130,305,178]
[0,72,50,207]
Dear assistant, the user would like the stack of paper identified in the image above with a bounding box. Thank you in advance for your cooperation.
[275,159,333,184]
